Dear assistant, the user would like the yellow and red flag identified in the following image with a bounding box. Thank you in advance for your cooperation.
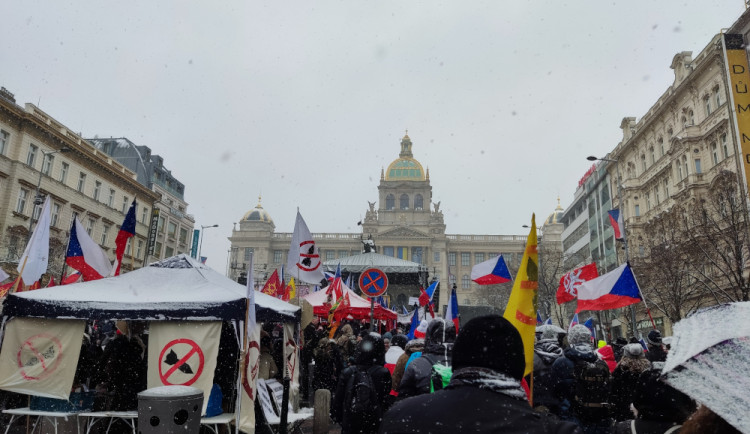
[261,269,281,296]
[282,278,296,301]
[503,214,539,376]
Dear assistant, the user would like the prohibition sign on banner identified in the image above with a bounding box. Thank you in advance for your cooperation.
[158,338,205,386]
[17,334,63,381]
[359,268,388,298]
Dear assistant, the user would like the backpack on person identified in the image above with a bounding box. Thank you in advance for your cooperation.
[424,354,452,392]
[343,366,382,432]
[572,359,610,421]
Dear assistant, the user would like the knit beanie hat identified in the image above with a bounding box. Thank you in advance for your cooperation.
[452,315,525,380]
[623,343,645,358]
[647,329,662,345]
[568,324,592,347]
[541,327,558,341]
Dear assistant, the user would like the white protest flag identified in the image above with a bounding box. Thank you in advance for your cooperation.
[0,318,85,399]
[147,321,221,415]
[16,196,52,285]
[286,210,325,285]
[239,251,262,433]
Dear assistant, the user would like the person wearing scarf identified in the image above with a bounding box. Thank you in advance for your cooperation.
[380,315,581,433]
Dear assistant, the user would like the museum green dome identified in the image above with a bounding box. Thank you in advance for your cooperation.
[385,133,426,181]
[242,197,274,223]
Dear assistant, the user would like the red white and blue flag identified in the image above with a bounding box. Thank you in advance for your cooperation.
[326,264,343,302]
[66,217,113,281]
[576,263,642,312]
[608,209,624,240]
[536,312,544,326]
[114,198,137,276]
[583,317,597,341]
[471,255,512,285]
[569,313,579,330]
[557,263,599,304]
[418,280,439,316]
[446,286,460,333]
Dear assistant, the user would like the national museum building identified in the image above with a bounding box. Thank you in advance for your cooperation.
[227,133,528,312]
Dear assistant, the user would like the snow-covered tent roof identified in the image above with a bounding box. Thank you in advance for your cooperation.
[3,255,299,322]
[323,252,422,274]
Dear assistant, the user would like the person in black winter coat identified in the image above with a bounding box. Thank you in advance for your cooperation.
[533,328,565,415]
[610,344,652,421]
[550,324,611,433]
[380,315,581,434]
[645,330,668,363]
[612,365,695,434]
[332,332,392,434]
[397,318,455,398]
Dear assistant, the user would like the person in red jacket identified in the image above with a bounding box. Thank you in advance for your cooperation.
[596,345,617,373]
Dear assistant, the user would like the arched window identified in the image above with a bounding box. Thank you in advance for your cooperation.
[386,194,395,210]
[400,194,409,210]
[414,194,424,210]
[462,274,470,289]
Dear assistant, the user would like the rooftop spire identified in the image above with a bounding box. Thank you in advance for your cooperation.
[399,131,413,158]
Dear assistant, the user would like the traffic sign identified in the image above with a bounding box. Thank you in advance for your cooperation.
[18,333,63,381]
[359,268,388,297]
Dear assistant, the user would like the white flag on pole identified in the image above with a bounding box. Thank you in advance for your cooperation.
[285,210,325,285]
[17,196,51,284]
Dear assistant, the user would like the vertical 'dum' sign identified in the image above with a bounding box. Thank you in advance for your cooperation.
[724,33,750,198]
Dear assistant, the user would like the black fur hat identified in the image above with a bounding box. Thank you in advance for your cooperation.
[452,315,525,380]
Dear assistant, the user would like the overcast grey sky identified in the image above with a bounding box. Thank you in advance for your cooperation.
[2,1,743,272]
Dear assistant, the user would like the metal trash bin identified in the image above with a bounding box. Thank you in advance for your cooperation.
[138,385,203,434]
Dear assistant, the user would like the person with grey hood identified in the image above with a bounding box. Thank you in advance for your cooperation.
[397,318,455,399]
[550,324,611,433]
[533,326,565,415]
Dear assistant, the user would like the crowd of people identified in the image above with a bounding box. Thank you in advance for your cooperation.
[297,314,742,434]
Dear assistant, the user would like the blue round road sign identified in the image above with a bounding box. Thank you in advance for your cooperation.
[359,268,388,297]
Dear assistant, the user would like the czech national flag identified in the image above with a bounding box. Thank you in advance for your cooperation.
[536,312,544,326]
[557,262,599,304]
[446,287,460,333]
[576,263,642,312]
[114,198,136,276]
[608,209,624,240]
[569,313,579,330]
[471,255,512,285]
[66,217,113,281]
[583,317,597,340]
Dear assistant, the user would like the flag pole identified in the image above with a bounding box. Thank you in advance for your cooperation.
[628,263,657,330]
[10,258,27,294]
[59,228,72,285]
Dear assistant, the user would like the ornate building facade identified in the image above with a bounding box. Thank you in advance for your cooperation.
[228,133,529,312]
[0,88,159,281]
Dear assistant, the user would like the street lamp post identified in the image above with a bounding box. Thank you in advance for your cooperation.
[586,155,639,338]
[26,148,70,246]
[197,224,219,260]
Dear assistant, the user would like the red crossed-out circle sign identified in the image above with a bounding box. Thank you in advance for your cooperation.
[241,340,260,400]
[359,268,388,298]
[158,338,205,386]
[17,333,63,381]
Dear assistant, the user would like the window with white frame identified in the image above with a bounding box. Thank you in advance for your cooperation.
[721,133,730,158]
[32,199,42,221]
[179,228,188,244]
[42,154,54,175]
[649,146,655,165]
[274,250,283,263]
[108,189,115,207]
[715,87,722,107]
[167,221,177,238]
[658,137,665,156]
[244,247,253,261]
[704,95,712,116]
[77,172,86,193]
[461,252,470,267]
[677,161,683,180]
[683,156,689,178]
[16,188,28,214]
[87,218,95,236]
[101,224,110,245]
[141,206,148,224]
[122,196,129,213]
[646,192,651,211]
[695,158,702,174]
[634,204,640,217]
[474,252,485,264]
[654,186,660,204]
[462,274,470,289]
[0,130,8,155]
[126,238,132,255]
[664,178,669,199]
[59,162,69,183]
[51,203,61,227]
[137,240,144,259]
[94,181,102,201]
[711,142,719,165]
[641,154,647,173]
[27,144,38,167]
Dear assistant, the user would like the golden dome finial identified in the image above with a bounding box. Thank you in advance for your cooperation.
[257,195,262,207]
